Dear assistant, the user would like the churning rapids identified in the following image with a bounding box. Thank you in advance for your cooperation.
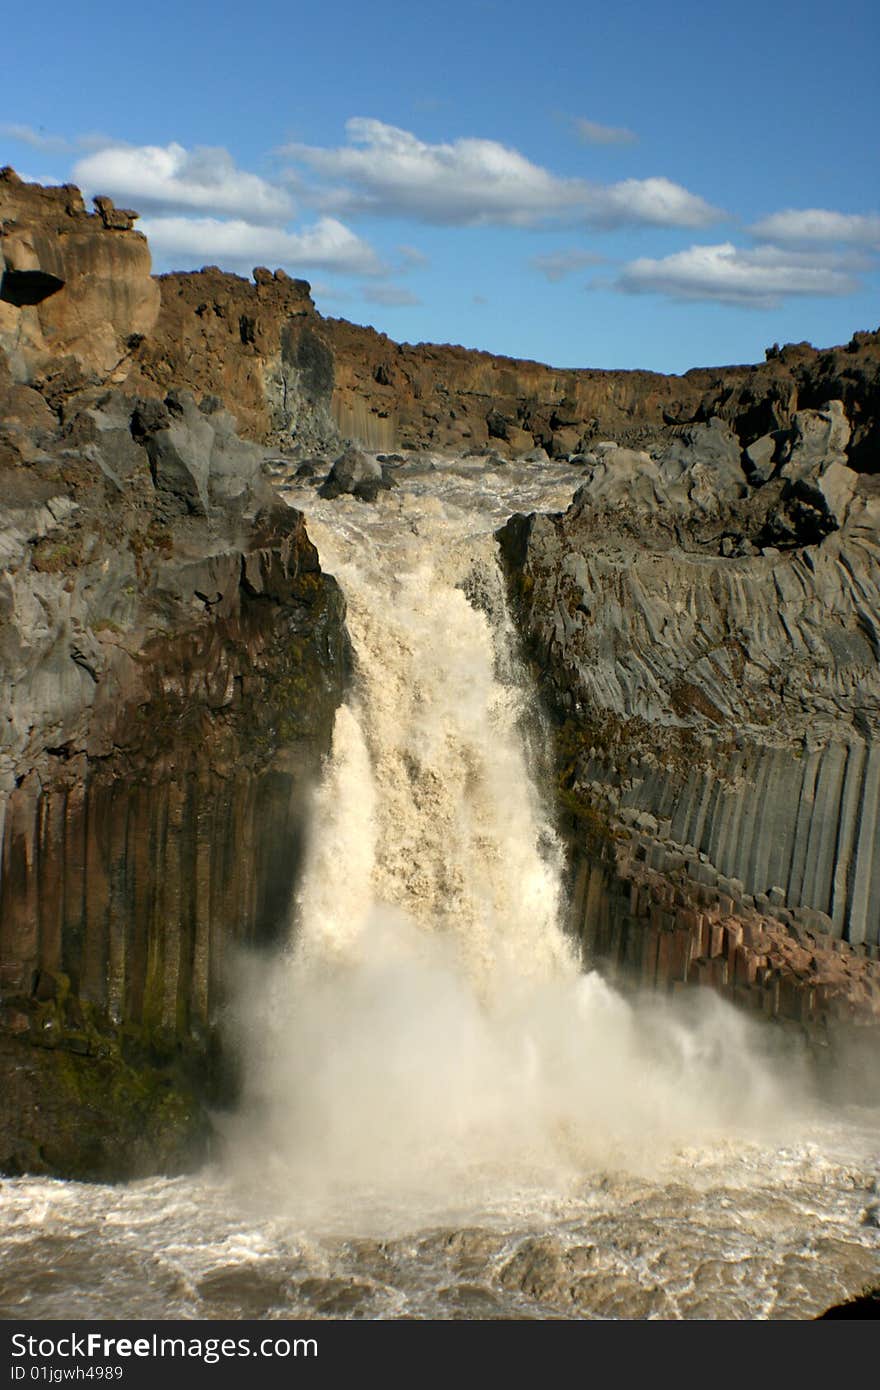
[2,454,878,1320]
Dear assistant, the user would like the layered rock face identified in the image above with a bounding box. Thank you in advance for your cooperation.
[0,177,349,1178]
[498,404,880,1040]
[324,322,880,467]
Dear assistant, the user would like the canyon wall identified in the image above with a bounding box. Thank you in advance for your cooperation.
[0,173,349,1177]
[7,169,876,473]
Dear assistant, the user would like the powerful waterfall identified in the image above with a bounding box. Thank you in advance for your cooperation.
[228,453,800,1210]
[1,454,877,1319]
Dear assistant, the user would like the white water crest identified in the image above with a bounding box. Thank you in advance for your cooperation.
[225,455,819,1216]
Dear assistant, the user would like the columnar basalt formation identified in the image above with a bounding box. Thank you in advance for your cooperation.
[565,820,880,1071]
[498,403,880,1046]
[0,378,350,1177]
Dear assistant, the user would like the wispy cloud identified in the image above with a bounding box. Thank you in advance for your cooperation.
[574,117,637,146]
[280,118,721,230]
[615,241,862,307]
[309,281,356,303]
[531,248,605,281]
[362,285,421,306]
[750,207,880,247]
[140,214,383,276]
[397,243,430,269]
[0,122,71,152]
[73,142,292,222]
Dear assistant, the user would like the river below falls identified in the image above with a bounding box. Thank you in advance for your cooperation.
[1,1117,878,1320]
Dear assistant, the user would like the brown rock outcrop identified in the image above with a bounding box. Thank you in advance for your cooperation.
[3,170,878,473]
[128,265,326,447]
[0,169,160,385]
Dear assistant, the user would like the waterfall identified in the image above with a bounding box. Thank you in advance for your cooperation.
[226,458,801,1214]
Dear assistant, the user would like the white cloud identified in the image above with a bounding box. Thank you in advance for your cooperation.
[281,118,721,229]
[362,285,421,306]
[750,208,880,247]
[615,242,862,307]
[73,142,292,222]
[574,118,637,146]
[12,171,67,188]
[531,249,605,281]
[596,178,717,228]
[0,122,71,152]
[140,214,383,276]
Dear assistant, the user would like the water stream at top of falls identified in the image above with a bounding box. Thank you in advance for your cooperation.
[2,453,878,1320]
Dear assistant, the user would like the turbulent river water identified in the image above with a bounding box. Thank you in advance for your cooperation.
[1,454,878,1320]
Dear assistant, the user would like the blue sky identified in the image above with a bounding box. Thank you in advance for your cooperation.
[2,0,878,372]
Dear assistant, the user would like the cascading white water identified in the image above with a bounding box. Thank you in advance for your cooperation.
[226,456,805,1214]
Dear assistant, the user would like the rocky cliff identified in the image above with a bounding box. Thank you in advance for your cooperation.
[497,402,880,1061]
[0,173,349,1178]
